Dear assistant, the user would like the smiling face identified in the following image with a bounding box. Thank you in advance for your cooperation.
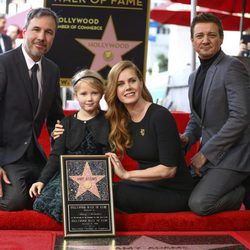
[75,80,102,115]
[22,16,56,61]
[116,67,143,106]
[192,22,223,60]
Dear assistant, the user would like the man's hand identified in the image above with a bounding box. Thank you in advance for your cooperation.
[190,151,207,177]
[0,167,11,197]
[51,120,64,140]
[179,133,189,147]
[29,182,45,198]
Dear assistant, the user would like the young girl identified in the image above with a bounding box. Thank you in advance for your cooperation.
[29,69,109,222]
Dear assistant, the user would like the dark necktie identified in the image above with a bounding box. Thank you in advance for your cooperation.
[0,44,2,54]
[31,64,39,109]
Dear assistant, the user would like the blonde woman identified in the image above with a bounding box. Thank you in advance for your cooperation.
[29,69,109,222]
[105,60,194,213]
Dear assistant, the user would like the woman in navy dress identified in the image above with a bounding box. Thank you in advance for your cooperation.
[105,60,194,213]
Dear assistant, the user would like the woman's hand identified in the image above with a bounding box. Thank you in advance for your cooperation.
[106,153,176,182]
[51,120,64,140]
[29,182,45,198]
[105,152,129,180]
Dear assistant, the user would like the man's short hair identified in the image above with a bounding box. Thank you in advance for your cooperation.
[191,13,224,39]
[24,8,59,30]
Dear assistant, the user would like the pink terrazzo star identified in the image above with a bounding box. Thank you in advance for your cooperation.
[70,161,105,199]
[75,16,142,71]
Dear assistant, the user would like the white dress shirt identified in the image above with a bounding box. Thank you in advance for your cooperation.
[21,45,42,98]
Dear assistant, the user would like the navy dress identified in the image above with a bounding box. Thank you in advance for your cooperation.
[113,104,194,213]
[33,111,109,222]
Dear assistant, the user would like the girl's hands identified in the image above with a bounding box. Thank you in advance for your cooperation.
[29,182,45,198]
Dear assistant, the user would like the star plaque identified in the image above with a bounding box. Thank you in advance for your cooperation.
[60,155,115,238]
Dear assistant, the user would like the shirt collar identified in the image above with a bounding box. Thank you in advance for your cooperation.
[199,49,221,68]
[21,45,42,70]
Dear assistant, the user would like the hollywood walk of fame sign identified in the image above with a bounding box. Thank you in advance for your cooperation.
[45,0,150,87]
[60,155,115,238]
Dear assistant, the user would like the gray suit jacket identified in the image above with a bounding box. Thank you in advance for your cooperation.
[185,50,250,172]
[0,45,64,166]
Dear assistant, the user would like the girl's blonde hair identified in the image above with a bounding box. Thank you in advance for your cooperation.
[105,60,152,155]
[72,69,105,110]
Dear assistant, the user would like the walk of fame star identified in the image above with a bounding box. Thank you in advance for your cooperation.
[75,16,142,71]
[70,162,105,199]
[62,235,240,249]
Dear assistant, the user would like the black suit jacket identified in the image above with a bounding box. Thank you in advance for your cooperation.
[1,34,12,52]
[0,46,64,165]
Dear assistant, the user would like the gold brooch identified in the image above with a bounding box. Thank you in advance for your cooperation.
[140,129,145,136]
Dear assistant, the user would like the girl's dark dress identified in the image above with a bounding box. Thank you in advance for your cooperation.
[33,111,109,222]
[113,104,194,213]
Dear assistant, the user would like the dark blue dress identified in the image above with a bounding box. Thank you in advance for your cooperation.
[33,111,109,222]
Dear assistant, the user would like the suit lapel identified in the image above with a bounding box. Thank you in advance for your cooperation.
[15,47,36,115]
[201,51,225,120]
[201,66,215,121]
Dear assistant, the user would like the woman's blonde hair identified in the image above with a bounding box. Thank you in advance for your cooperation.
[72,69,105,97]
[105,60,152,155]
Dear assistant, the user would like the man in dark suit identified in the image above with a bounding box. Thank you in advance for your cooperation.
[0,8,64,210]
[180,13,250,215]
[0,13,12,53]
